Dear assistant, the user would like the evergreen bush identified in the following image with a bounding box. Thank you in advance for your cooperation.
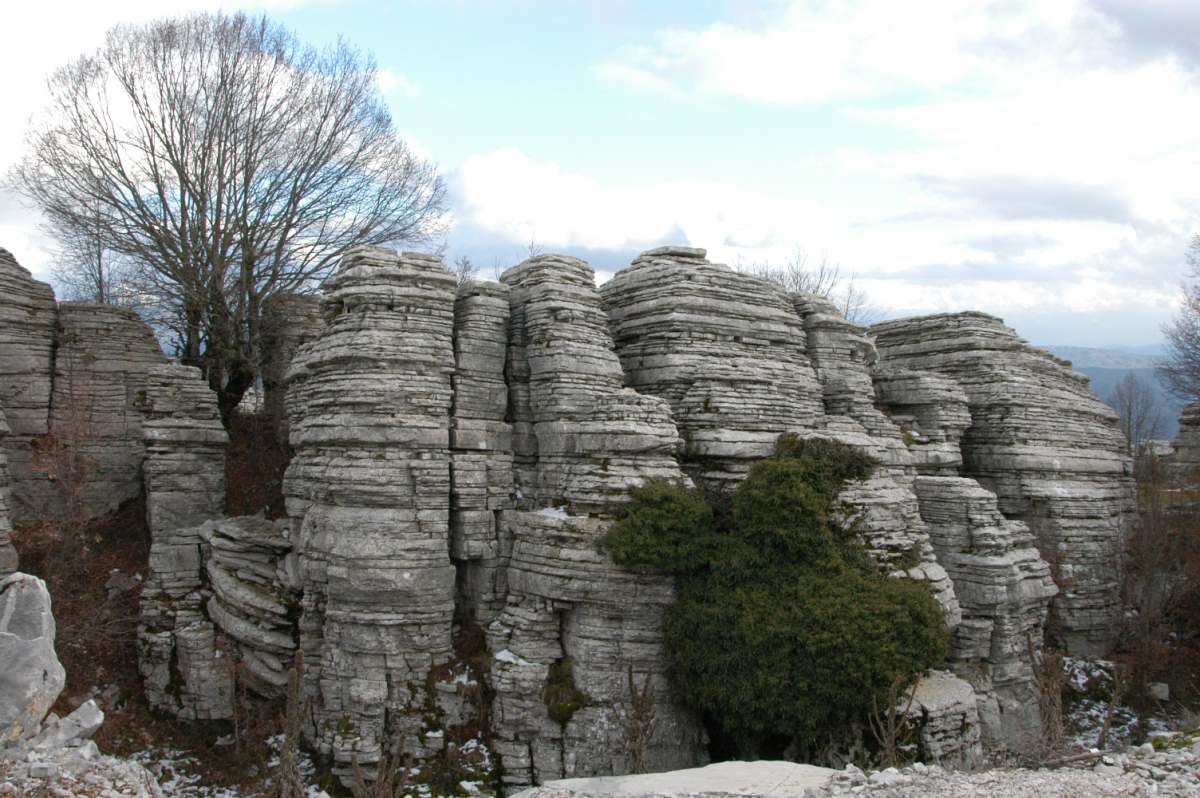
[601,435,950,758]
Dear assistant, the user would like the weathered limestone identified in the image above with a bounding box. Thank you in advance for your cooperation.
[873,369,972,477]
[260,293,323,445]
[283,247,458,777]
[137,365,230,720]
[202,516,300,695]
[600,247,825,487]
[871,313,1135,656]
[913,477,1057,753]
[0,573,65,745]
[0,410,17,578]
[137,520,234,720]
[790,294,959,626]
[140,364,228,537]
[451,281,515,625]
[0,249,57,522]
[489,254,705,789]
[1165,401,1200,486]
[50,303,168,519]
[902,670,984,768]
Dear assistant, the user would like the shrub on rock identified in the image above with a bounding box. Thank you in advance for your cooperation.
[602,436,950,758]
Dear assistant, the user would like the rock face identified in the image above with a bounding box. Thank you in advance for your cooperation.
[489,255,705,789]
[283,247,459,777]
[902,670,983,768]
[0,410,18,579]
[0,573,65,745]
[137,364,230,719]
[124,244,1137,784]
[871,313,1135,656]
[451,280,514,625]
[140,363,228,537]
[0,249,58,522]
[600,247,825,487]
[1165,401,1200,485]
[260,293,323,445]
[912,477,1056,753]
[50,303,168,519]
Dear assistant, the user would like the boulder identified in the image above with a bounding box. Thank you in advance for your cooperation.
[0,573,65,745]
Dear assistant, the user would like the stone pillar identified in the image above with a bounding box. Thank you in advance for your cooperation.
[283,247,457,779]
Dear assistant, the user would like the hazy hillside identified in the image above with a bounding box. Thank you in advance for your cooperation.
[1042,345,1183,440]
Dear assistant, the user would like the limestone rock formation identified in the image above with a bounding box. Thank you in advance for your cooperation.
[913,477,1057,753]
[1166,401,1200,485]
[50,303,168,519]
[260,293,323,445]
[871,312,1135,656]
[0,410,17,578]
[140,363,228,537]
[451,280,514,625]
[902,670,984,768]
[600,246,825,487]
[0,573,65,745]
[0,249,57,522]
[872,369,971,477]
[490,254,705,789]
[283,247,459,777]
[138,520,235,720]
[137,364,230,719]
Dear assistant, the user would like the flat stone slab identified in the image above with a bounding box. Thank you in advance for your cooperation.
[515,761,838,797]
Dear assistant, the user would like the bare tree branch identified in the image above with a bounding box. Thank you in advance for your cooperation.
[10,12,447,420]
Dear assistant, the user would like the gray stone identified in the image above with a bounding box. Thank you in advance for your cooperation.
[0,573,65,745]
[871,312,1136,656]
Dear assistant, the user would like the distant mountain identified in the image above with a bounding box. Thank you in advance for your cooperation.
[1041,345,1183,440]
[1042,345,1159,370]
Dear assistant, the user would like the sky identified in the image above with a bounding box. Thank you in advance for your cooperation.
[2,0,1198,347]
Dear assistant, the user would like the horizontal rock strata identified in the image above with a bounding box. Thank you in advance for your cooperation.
[136,364,229,719]
[600,247,825,487]
[260,293,324,445]
[0,249,58,522]
[50,303,167,520]
[491,254,705,789]
[283,247,458,778]
[871,312,1135,656]
[0,410,17,579]
[913,476,1057,753]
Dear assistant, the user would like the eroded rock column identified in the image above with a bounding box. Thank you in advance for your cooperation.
[451,281,514,625]
[283,247,457,777]
[871,313,1135,656]
[489,254,705,789]
[0,249,57,523]
[0,410,17,579]
[137,363,230,719]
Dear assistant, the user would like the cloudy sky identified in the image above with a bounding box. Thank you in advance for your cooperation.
[2,0,1198,347]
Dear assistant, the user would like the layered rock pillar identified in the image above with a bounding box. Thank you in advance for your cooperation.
[488,254,705,788]
[283,248,458,777]
[871,313,1135,656]
[0,249,58,522]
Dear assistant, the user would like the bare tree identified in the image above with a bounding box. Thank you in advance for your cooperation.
[44,208,141,308]
[740,248,880,324]
[450,254,478,289]
[1107,373,1163,456]
[1159,234,1200,401]
[12,12,447,419]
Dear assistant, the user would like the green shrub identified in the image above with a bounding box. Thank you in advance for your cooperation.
[603,434,949,758]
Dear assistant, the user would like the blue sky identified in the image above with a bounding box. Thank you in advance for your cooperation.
[3,0,1199,347]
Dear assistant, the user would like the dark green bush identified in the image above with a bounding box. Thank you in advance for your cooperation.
[602,434,950,758]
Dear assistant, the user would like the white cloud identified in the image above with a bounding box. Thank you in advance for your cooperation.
[455,147,829,264]
[377,68,422,99]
